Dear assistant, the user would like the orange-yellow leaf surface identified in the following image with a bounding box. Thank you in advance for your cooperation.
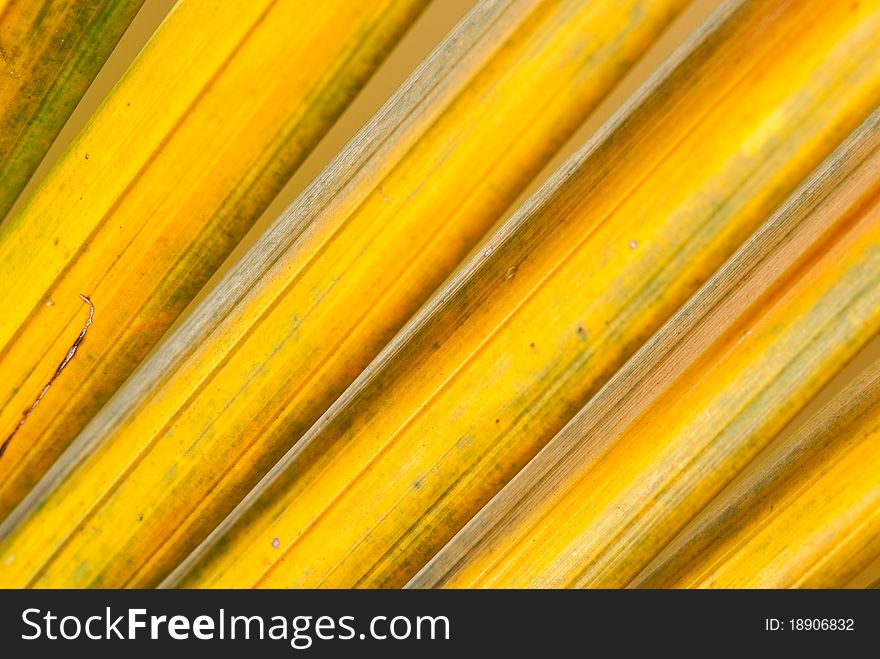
[0,0,426,515]
[0,0,143,220]
[173,0,880,588]
[413,109,880,588]
[633,361,880,588]
[0,0,689,589]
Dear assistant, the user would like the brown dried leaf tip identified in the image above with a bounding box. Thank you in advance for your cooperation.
[0,294,94,459]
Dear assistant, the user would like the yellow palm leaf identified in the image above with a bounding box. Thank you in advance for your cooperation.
[0,0,427,515]
[0,0,688,589]
[171,0,880,588]
[634,360,880,588]
[412,109,880,588]
[0,0,143,219]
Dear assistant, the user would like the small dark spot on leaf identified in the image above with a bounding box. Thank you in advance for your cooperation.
[529,342,535,349]
[136,514,143,522]
[431,342,441,350]
[84,153,89,160]
[495,418,500,424]
[576,324,587,340]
